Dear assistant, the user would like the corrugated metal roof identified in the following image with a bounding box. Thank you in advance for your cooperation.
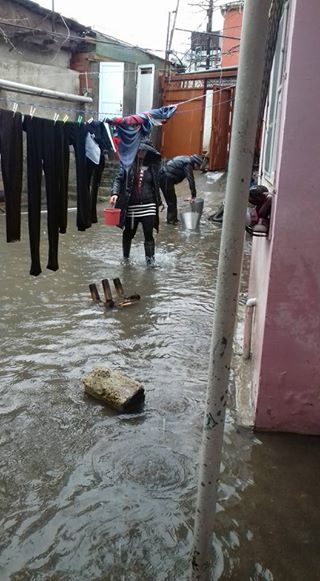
[96,31,166,65]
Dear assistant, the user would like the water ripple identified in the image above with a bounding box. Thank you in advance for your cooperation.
[0,199,284,581]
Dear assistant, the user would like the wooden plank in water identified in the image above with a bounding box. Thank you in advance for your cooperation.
[117,294,141,308]
[89,284,101,302]
[113,278,125,300]
[101,279,115,309]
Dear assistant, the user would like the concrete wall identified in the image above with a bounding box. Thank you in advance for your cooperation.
[0,58,83,200]
[0,1,93,202]
[0,58,80,117]
[248,0,320,434]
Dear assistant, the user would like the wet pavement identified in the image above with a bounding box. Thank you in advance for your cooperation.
[0,175,319,580]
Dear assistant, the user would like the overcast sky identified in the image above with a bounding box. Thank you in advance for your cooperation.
[36,0,224,58]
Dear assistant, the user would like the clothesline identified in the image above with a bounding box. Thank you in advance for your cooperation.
[0,84,236,121]
[0,105,176,276]
[175,85,236,106]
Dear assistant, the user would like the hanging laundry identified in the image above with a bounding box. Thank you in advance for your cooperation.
[0,109,23,243]
[63,121,92,233]
[87,154,105,224]
[86,121,113,224]
[104,122,117,154]
[87,121,113,154]
[105,105,177,169]
[23,115,67,276]
[23,117,96,276]
[86,132,101,165]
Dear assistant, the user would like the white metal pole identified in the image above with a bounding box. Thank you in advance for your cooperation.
[0,78,93,103]
[191,1,272,579]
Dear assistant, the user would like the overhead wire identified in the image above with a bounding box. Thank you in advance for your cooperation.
[0,82,236,119]
[0,18,241,53]
[50,13,70,63]
[0,18,174,55]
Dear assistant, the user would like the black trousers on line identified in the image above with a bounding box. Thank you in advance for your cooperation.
[63,122,91,232]
[24,116,65,276]
[0,110,23,242]
[87,153,105,224]
[159,175,178,223]
[24,117,92,276]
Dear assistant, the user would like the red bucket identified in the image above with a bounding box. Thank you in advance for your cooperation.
[103,208,121,226]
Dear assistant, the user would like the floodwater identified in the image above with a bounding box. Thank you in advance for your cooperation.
[0,177,319,580]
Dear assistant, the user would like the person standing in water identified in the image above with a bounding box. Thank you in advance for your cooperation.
[110,140,164,266]
[159,154,203,224]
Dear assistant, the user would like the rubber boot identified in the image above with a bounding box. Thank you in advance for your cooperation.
[144,241,155,266]
[122,236,132,260]
[167,207,179,224]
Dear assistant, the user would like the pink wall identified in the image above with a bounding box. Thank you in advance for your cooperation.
[249,0,320,434]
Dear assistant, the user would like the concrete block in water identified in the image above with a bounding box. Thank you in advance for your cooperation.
[83,367,144,412]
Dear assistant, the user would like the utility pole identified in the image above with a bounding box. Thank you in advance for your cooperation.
[164,11,172,77]
[165,1,180,78]
[191,1,272,579]
[168,0,180,57]
[206,0,214,69]
[51,0,55,32]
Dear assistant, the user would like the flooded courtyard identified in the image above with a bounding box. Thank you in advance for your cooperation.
[0,178,319,580]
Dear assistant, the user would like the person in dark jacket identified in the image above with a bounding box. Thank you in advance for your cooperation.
[159,154,202,224]
[110,140,163,265]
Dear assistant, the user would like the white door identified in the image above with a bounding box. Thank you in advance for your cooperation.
[99,61,124,119]
[136,64,155,113]
[203,89,213,151]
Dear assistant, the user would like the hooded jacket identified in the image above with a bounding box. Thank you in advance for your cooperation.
[111,141,162,230]
[160,155,200,198]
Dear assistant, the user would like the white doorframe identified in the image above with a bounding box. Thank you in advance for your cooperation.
[99,61,124,119]
[136,64,155,113]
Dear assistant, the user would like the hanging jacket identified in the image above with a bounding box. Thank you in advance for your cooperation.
[105,105,176,169]
[160,156,197,198]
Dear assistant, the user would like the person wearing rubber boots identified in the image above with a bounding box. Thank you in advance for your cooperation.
[159,154,202,224]
[110,140,164,266]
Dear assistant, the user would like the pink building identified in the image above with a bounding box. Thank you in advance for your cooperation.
[244,0,320,434]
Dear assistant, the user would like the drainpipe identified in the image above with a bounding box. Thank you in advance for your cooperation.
[243,298,257,359]
[191,1,271,579]
[0,78,93,103]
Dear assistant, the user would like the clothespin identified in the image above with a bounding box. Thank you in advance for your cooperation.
[29,105,36,118]
[12,102,18,117]
[87,116,94,124]
[53,113,59,124]
[77,115,83,125]
[62,114,69,124]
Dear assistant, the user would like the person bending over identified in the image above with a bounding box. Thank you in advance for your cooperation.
[159,154,202,224]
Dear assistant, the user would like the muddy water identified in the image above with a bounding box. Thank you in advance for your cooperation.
[0,183,319,581]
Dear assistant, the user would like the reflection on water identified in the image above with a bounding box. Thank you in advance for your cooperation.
[0,186,319,580]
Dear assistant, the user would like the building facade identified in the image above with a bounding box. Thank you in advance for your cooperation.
[245,0,320,434]
[220,1,244,68]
